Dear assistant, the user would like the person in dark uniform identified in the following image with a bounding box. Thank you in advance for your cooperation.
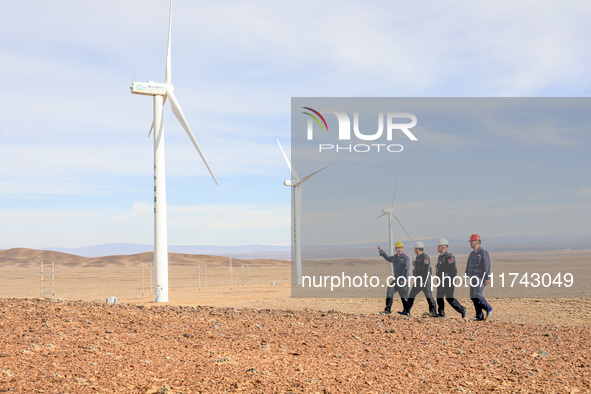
[465,234,493,321]
[435,238,466,318]
[378,241,410,316]
[405,241,437,317]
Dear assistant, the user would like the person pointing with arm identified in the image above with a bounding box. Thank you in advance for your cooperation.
[378,242,411,316]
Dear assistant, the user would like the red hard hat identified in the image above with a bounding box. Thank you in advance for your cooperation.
[469,234,481,242]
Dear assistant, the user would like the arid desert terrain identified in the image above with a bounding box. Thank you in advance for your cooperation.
[0,248,590,392]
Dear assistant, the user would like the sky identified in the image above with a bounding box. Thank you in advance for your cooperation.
[291,98,591,248]
[1,0,591,250]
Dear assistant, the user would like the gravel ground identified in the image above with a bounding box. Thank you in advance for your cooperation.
[1,298,590,393]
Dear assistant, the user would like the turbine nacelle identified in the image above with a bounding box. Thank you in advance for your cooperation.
[376,176,413,241]
[284,179,305,187]
[277,139,330,188]
[130,81,173,96]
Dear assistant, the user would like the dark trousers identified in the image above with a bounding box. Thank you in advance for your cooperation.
[385,279,409,312]
[469,277,492,319]
[406,279,436,315]
[436,287,465,316]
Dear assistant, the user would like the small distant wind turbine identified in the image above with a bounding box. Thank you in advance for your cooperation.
[376,174,412,274]
[130,0,217,302]
[277,140,331,285]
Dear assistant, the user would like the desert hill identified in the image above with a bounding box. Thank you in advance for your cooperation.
[0,248,83,267]
[0,248,286,268]
[1,248,589,330]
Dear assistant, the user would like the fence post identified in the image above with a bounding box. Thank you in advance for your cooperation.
[51,261,54,301]
[40,261,55,300]
[40,261,44,298]
[229,257,233,290]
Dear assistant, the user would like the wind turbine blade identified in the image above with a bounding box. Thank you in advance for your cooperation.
[167,90,218,185]
[277,140,300,182]
[148,97,167,138]
[391,172,398,208]
[148,120,154,138]
[300,164,333,184]
[392,212,413,241]
[376,212,387,219]
[165,0,172,84]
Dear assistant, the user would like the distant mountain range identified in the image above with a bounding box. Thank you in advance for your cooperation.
[42,243,292,259]
[35,234,590,259]
[302,235,590,259]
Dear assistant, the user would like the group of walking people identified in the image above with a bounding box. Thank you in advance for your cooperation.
[377,234,493,321]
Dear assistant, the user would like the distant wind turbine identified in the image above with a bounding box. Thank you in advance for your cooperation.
[376,174,412,274]
[130,0,217,302]
[277,140,331,285]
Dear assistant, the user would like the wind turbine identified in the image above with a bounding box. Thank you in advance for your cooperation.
[277,140,331,285]
[376,174,412,275]
[130,0,217,302]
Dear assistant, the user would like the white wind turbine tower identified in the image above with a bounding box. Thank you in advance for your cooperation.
[130,0,217,302]
[376,174,412,275]
[277,140,331,285]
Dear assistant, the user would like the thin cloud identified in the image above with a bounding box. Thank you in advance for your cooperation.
[2,1,591,249]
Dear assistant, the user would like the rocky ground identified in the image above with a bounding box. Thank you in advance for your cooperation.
[1,298,590,393]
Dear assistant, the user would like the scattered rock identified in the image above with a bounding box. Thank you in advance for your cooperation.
[0,298,588,392]
[157,384,170,394]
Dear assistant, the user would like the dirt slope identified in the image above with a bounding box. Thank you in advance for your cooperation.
[1,298,589,393]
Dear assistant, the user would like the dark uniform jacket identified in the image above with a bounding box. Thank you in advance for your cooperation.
[412,253,431,286]
[379,250,410,280]
[436,251,457,289]
[465,247,491,281]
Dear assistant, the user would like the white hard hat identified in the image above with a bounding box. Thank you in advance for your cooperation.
[414,241,425,249]
[438,238,449,246]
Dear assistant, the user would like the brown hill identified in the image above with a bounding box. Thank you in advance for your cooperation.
[0,248,83,267]
[0,248,285,268]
